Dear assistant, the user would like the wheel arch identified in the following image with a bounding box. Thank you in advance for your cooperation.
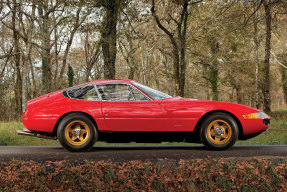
[53,111,98,137]
[193,110,243,139]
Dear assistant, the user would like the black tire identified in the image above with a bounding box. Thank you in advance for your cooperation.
[57,113,97,152]
[199,112,239,150]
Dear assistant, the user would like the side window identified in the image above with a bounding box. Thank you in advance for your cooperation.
[96,84,150,101]
[130,86,150,101]
[67,86,99,101]
[97,84,131,101]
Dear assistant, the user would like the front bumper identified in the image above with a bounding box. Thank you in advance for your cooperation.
[240,130,266,140]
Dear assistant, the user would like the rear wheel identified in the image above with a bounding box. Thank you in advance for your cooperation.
[200,112,239,150]
[57,113,97,152]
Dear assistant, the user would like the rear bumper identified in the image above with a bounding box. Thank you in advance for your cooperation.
[17,128,57,140]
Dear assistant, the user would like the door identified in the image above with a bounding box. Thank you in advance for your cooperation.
[97,83,164,131]
[161,99,201,132]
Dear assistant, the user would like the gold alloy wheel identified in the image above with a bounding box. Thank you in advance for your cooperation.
[206,120,232,145]
[64,120,91,146]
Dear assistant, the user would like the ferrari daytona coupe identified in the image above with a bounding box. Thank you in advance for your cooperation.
[17,79,270,152]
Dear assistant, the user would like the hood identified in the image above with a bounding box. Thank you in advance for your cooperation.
[163,96,260,115]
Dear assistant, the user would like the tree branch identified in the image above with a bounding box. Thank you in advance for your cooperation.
[151,0,178,50]
[244,0,263,26]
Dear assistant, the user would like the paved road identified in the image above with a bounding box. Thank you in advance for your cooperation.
[0,145,286,162]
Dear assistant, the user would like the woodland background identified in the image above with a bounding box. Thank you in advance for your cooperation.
[0,0,287,120]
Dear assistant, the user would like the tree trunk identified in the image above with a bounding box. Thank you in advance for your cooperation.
[178,0,188,97]
[28,52,36,98]
[235,86,242,104]
[38,2,52,94]
[263,1,272,113]
[128,59,136,80]
[209,67,219,101]
[22,0,35,110]
[53,11,59,90]
[84,32,101,82]
[151,0,189,97]
[22,52,27,108]
[101,0,120,79]
[253,1,260,109]
[281,65,287,104]
[209,38,219,101]
[128,39,137,80]
[41,26,52,94]
[12,0,22,116]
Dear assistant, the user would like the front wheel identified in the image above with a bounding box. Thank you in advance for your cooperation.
[200,112,239,150]
[57,113,97,152]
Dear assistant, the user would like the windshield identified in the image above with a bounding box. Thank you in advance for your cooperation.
[132,81,172,100]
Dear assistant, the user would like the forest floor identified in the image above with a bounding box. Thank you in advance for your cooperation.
[0,110,286,146]
[0,157,286,191]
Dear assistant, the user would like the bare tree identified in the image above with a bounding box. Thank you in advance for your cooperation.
[58,4,93,86]
[263,0,272,113]
[11,0,22,115]
[151,0,202,96]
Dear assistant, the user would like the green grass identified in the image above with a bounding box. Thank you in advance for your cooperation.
[0,122,58,146]
[0,110,286,146]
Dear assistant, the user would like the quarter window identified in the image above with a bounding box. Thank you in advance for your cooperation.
[130,86,150,101]
[132,81,172,100]
[67,85,99,100]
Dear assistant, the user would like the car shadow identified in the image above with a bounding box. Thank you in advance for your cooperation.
[87,145,209,152]
[85,145,281,152]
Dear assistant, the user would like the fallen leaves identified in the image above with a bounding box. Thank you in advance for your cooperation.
[0,157,285,191]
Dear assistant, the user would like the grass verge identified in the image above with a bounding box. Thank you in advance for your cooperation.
[0,122,58,146]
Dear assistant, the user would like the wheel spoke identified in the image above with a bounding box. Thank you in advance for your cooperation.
[79,134,84,141]
[71,135,77,141]
[222,131,228,139]
[222,124,228,131]
[213,122,219,128]
[215,137,221,142]
[81,129,87,134]
[210,129,215,136]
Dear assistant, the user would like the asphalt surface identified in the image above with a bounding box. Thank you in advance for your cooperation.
[0,145,286,162]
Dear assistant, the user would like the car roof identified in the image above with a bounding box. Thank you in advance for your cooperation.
[62,79,133,92]
[86,79,132,85]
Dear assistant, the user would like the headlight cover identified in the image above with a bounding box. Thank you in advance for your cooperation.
[242,112,270,119]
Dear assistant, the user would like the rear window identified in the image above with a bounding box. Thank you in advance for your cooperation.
[66,85,99,101]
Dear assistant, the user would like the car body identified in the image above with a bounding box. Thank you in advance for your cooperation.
[18,79,271,151]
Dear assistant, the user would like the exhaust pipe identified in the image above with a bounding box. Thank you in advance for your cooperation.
[17,128,57,140]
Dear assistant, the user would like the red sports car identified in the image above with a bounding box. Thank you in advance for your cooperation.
[18,79,270,152]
